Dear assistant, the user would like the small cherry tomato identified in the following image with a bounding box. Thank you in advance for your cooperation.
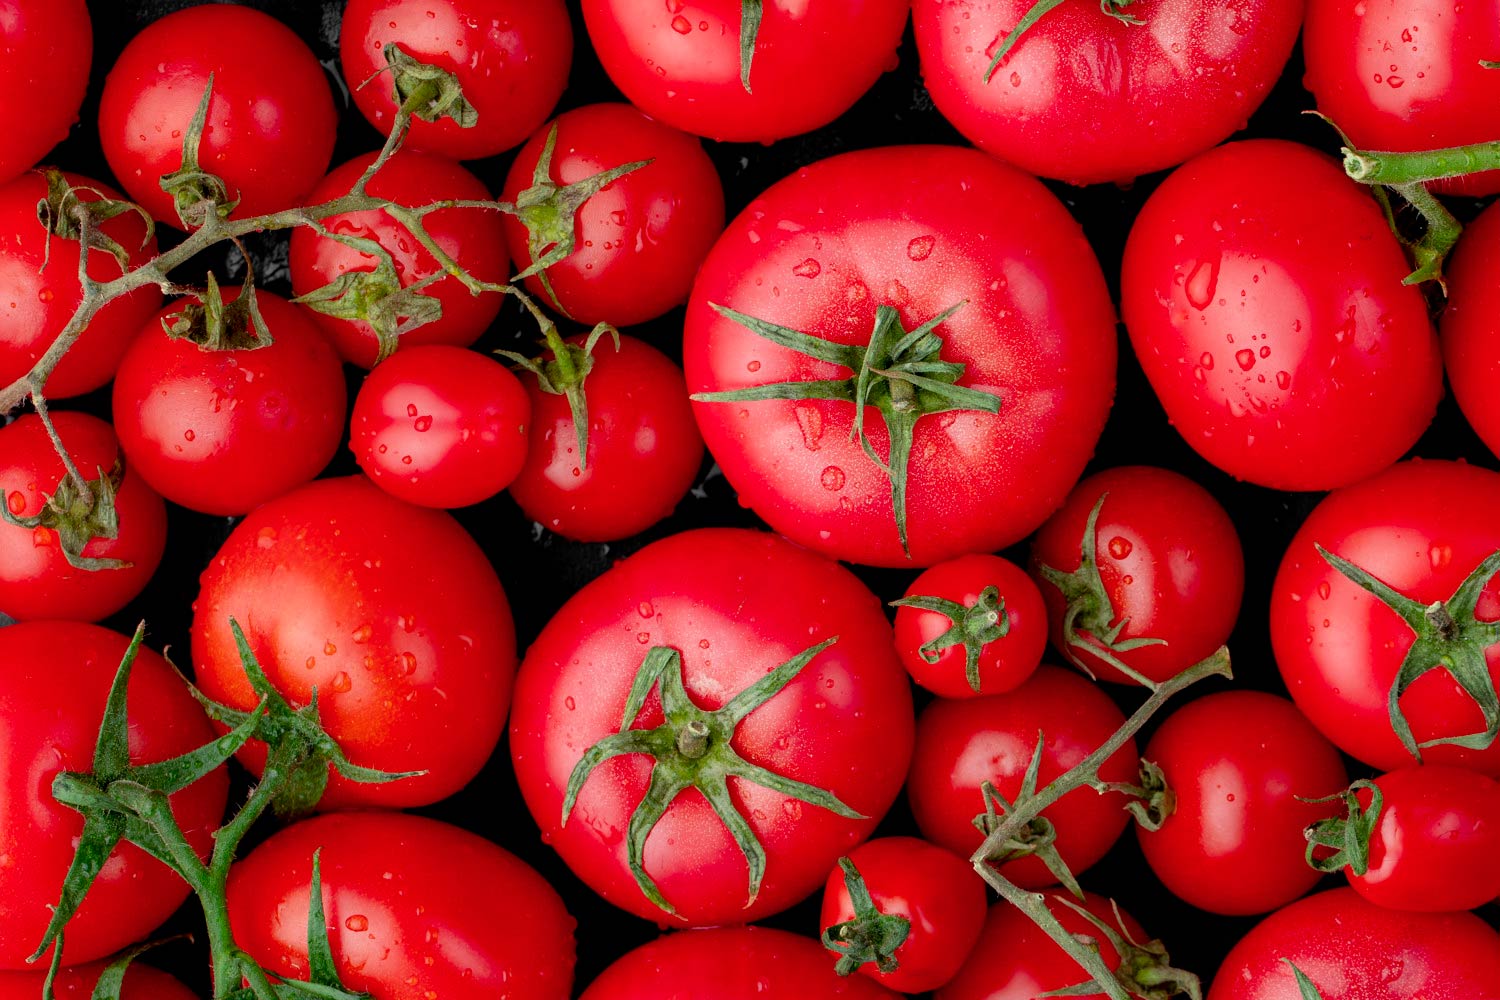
[1442,199,1500,460]
[0,0,91,186]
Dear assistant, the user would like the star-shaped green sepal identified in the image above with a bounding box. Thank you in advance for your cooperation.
[890,585,1010,692]
[820,857,911,977]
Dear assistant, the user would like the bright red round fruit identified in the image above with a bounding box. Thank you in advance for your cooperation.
[0,0,91,185]
[1442,199,1500,460]
[0,963,196,1000]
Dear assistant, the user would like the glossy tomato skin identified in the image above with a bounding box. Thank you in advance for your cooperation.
[352,345,530,508]
[907,666,1136,888]
[1139,691,1348,916]
[508,333,704,542]
[98,4,336,225]
[112,287,347,516]
[0,171,161,399]
[1031,466,1245,685]
[341,0,572,160]
[581,0,909,143]
[1304,0,1500,196]
[819,837,986,993]
[289,150,509,368]
[1122,140,1441,491]
[913,0,1303,186]
[500,103,725,326]
[0,1,90,185]
[0,622,227,969]
[1441,200,1500,460]
[227,813,575,1000]
[1271,460,1500,775]
[0,413,166,623]
[192,476,515,808]
[685,146,1117,568]
[510,528,914,926]
[0,963,196,1000]
[1207,887,1500,1000]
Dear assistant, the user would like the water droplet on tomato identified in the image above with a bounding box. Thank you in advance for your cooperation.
[669,14,692,32]
[1185,258,1219,310]
[345,915,368,932]
[906,235,935,261]
[1317,581,1331,600]
[1107,536,1133,559]
[820,466,845,491]
[1235,349,1256,370]
[330,671,352,693]
[792,258,821,278]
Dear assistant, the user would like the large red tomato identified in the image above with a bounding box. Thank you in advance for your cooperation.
[1442,199,1500,460]
[0,963,195,1000]
[0,1,91,186]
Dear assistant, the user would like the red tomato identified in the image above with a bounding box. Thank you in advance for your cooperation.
[0,622,227,969]
[508,333,704,542]
[352,345,530,508]
[0,1,90,185]
[510,528,914,926]
[1442,199,1500,460]
[818,836,986,994]
[0,171,161,399]
[98,4,336,225]
[0,963,195,1000]
[112,285,347,516]
[1304,0,1500,196]
[1030,466,1244,686]
[913,0,1303,185]
[227,812,575,1000]
[0,412,166,623]
[341,0,572,160]
[1138,691,1348,916]
[892,554,1048,698]
[906,666,1136,888]
[1122,140,1441,491]
[192,476,515,808]
[581,0,909,143]
[499,103,725,326]
[684,146,1117,568]
[1270,460,1500,775]
[289,149,509,369]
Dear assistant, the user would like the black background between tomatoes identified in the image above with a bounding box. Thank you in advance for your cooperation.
[22,1,1499,995]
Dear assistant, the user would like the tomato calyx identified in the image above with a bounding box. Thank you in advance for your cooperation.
[35,168,155,274]
[163,270,272,351]
[159,76,240,228]
[693,299,996,557]
[1051,896,1203,1000]
[1097,758,1176,833]
[889,585,1010,692]
[379,43,478,130]
[1,456,130,572]
[983,0,1142,84]
[738,0,765,93]
[1281,960,1325,1000]
[1301,778,1382,876]
[821,856,911,977]
[560,638,864,916]
[972,734,1086,900]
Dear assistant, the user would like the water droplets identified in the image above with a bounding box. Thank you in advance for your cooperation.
[1235,348,1256,371]
[670,14,692,33]
[793,404,824,451]
[1107,536,1133,560]
[906,235,935,261]
[791,258,821,279]
[1185,258,1220,310]
[819,466,845,491]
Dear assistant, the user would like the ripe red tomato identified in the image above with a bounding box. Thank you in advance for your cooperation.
[510,528,914,925]
[1138,691,1348,916]
[227,812,575,1000]
[0,1,91,186]
[98,4,336,225]
[912,0,1303,185]
[906,666,1136,889]
[1442,199,1500,460]
[341,0,573,161]
[818,836,986,994]
[1304,0,1500,196]
[892,554,1048,698]
[112,285,347,516]
[508,332,704,542]
[0,622,228,969]
[1122,140,1441,491]
[499,103,725,326]
[0,171,161,399]
[0,963,195,1000]
[192,476,515,808]
[581,0,909,143]
[0,412,166,623]
[289,149,509,368]
[352,344,530,508]
[1030,466,1244,686]
[1270,460,1500,775]
[685,145,1117,568]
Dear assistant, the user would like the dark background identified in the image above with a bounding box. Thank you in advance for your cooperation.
[26,0,1499,995]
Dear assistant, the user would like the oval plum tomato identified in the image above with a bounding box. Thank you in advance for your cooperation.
[913,0,1303,186]
[892,554,1047,698]
[340,0,572,161]
[112,282,347,516]
[818,836,986,993]
[1030,466,1244,687]
[510,528,914,925]
[0,412,166,623]
[0,0,90,185]
[1207,887,1500,1000]
[192,476,515,808]
[289,149,509,369]
[98,4,336,226]
[0,170,161,399]
[1304,0,1500,197]
[1441,200,1500,460]
[906,666,1136,889]
[1122,140,1441,491]
[0,622,228,969]
[0,963,196,1000]
[580,926,899,1000]
[1137,691,1348,916]
[685,145,1117,568]
[227,812,576,1000]
[1270,460,1500,775]
[581,0,909,143]
[499,103,725,326]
